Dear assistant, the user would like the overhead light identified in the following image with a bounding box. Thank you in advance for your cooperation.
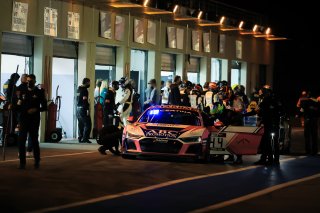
[197,11,203,19]
[219,16,225,25]
[238,21,244,29]
[253,24,258,32]
[143,0,149,7]
[173,5,179,13]
[265,27,271,35]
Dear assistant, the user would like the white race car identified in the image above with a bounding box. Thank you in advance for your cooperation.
[122,105,264,161]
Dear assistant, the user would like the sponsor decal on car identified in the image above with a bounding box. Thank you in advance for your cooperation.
[144,129,179,138]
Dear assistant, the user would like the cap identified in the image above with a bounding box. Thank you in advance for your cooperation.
[148,79,156,84]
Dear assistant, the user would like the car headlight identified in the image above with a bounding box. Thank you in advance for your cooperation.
[126,132,143,139]
[180,136,202,143]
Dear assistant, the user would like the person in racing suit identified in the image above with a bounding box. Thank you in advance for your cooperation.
[115,77,133,126]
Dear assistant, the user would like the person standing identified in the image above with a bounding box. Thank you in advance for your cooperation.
[17,74,33,157]
[254,85,283,165]
[115,77,133,126]
[300,92,319,155]
[103,80,119,126]
[2,73,20,146]
[168,75,182,105]
[161,80,171,105]
[16,74,47,169]
[143,79,158,110]
[76,78,92,143]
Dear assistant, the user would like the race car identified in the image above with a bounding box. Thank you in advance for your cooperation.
[121,105,264,161]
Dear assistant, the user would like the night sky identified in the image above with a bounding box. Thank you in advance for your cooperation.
[218,0,319,114]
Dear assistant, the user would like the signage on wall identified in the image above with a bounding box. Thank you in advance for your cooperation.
[147,20,156,45]
[12,1,28,32]
[100,11,112,39]
[203,32,210,53]
[176,28,184,50]
[134,19,144,44]
[219,34,226,54]
[192,30,200,51]
[167,27,176,48]
[67,12,80,40]
[115,15,125,41]
[44,7,58,37]
[236,40,242,59]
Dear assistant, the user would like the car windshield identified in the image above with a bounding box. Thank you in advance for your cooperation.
[139,108,201,126]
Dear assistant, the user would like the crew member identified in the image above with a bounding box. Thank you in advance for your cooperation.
[16,74,47,169]
[76,78,92,143]
[103,80,119,126]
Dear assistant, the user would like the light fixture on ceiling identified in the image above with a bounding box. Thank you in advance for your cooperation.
[173,5,179,13]
[197,11,203,19]
[252,24,258,32]
[143,0,149,7]
[219,16,226,25]
[265,27,271,35]
[238,21,244,29]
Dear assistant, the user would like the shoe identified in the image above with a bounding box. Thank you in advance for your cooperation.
[98,147,107,155]
[26,152,33,158]
[234,158,243,165]
[82,139,92,143]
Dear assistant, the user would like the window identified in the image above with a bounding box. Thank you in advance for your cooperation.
[161,53,175,82]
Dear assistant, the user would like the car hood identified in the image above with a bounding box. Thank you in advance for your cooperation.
[127,123,205,139]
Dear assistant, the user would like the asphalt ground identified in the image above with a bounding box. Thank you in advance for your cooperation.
[0,127,319,213]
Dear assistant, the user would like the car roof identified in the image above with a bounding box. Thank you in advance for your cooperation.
[148,105,200,113]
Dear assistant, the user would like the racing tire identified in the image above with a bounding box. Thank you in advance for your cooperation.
[50,129,62,143]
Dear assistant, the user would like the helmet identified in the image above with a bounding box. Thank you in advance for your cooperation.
[119,77,127,88]
[184,81,193,89]
[261,84,272,96]
[111,80,119,86]
[217,80,228,88]
[209,82,217,90]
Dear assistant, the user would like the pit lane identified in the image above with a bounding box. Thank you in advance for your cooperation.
[0,128,319,213]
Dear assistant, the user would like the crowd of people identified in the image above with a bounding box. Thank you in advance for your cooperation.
[1,72,319,169]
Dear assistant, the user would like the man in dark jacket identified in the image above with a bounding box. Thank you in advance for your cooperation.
[103,80,119,127]
[16,74,47,169]
[168,75,182,105]
[300,92,319,155]
[254,85,283,165]
[76,78,92,143]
